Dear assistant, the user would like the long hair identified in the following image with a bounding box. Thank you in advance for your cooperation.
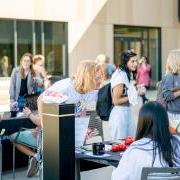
[166,49,180,75]
[33,54,45,65]
[95,54,110,81]
[136,101,173,167]
[119,50,137,81]
[20,53,35,79]
[73,60,97,94]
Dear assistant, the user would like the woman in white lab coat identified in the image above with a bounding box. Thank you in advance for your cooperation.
[112,101,180,180]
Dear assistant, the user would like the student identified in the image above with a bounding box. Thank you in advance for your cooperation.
[112,101,180,180]
[9,53,41,113]
[109,50,138,140]
[95,54,116,86]
[162,49,180,123]
[33,54,48,93]
[136,56,151,104]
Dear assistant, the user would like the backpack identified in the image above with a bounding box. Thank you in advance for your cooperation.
[96,83,113,121]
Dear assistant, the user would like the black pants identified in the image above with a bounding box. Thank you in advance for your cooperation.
[140,86,149,104]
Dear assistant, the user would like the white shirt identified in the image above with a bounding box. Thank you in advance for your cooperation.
[43,78,98,112]
[111,70,138,106]
[112,136,180,180]
[42,78,98,147]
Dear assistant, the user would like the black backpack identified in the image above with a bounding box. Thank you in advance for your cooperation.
[96,83,113,121]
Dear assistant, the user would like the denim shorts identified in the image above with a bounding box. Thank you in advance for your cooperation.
[9,129,37,149]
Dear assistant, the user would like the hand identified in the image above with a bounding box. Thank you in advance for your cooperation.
[23,107,31,117]
[10,101,18,111]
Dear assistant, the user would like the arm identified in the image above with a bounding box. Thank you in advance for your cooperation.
[112,84,129,105]
[173,89,180,98]
[9,68,16,102]
[162,75,175,101]
[23,107,41,127]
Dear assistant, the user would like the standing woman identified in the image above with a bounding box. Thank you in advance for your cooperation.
[9,53,38,112]
[33,54,47,93]
[136,56,151,104]
[109,50,138,140]
[162,49,180,127]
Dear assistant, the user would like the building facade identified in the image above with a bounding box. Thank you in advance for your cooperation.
[0,0,180,110]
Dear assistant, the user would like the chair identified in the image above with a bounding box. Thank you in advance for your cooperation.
[141,167,180,180]
[84,111,104,144]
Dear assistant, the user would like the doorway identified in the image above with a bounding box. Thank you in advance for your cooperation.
[114,25,161,87]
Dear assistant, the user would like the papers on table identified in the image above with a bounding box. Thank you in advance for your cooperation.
[42,90,69,104]
[75,116,90,148]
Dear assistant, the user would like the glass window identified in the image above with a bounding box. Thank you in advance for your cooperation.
[17,21,33,63]
[35,21,42,54]
[114,26,161,86]
[0,20,68,77]
[0,21,14,77]
[44,22,67,75]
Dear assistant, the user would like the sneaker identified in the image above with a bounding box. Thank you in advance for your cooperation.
[27,156,37,177]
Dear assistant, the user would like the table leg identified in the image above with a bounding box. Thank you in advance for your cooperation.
[0,138,2,180]
[75,159,81,180]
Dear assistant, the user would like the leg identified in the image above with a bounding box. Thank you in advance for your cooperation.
[140,94,149,104]
[14,143,35,157]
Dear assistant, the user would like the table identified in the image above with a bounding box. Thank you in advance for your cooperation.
[75,148,122,180]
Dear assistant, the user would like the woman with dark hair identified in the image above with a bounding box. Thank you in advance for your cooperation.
[112,101,180,180]
[109,50,138,140]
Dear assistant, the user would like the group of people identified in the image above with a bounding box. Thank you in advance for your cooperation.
[8,49,180,179]
[112,49,180,180]
[9,53,48,177]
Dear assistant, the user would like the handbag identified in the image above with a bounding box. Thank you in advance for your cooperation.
[24,93,41,111]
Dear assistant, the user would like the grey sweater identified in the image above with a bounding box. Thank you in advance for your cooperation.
[9,67,42,101]
[162,73,180,114]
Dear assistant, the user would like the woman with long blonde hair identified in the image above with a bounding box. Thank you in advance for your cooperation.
[162,49,180,125]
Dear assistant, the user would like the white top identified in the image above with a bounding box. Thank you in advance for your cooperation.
[112,136,180,180]
[111,70,138,106]
[43,78,98,113]
[42,78,98,147]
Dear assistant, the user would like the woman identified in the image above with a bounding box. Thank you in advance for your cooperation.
[162,49,180,124]
[109,50,138,140]
[112,102,180,180]
[9,53,40,113]
[95,54,116,86]
[137,56,151,104]
[33,54,48,93]
[10,60,101,177]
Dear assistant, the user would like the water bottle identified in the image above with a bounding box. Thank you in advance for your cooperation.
[10,101,18,117]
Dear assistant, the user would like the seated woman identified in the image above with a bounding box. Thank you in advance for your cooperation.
[9,59,101,177]
[112,101,180,180]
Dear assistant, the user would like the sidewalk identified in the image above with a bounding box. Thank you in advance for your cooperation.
[2,90,157,180]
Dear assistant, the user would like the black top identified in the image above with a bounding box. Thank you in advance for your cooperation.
[19,75,28,96]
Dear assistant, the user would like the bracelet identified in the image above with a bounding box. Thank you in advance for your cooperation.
[27,112,32,118]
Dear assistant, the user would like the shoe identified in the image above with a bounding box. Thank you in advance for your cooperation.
[27,156,37,177]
